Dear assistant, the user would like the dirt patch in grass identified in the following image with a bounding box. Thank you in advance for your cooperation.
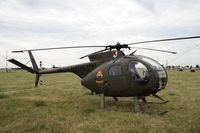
[34,100,47,107]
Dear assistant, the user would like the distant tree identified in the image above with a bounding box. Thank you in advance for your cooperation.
[168,66,171,69]
[196,65,199,68]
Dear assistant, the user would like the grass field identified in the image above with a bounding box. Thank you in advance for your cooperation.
[0,70,200,133]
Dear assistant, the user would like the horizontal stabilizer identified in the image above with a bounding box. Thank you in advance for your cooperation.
[8,59,37,74]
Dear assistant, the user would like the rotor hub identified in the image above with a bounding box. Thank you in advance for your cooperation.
[106,42,130,51]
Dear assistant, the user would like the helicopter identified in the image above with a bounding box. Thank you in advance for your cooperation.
[8,35,200,114]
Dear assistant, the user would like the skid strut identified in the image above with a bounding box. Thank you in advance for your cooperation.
[133,96,141,112]
[99,93,105,109]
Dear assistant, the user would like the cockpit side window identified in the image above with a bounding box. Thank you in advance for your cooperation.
[109,65,122,76]
[128,61,149,85]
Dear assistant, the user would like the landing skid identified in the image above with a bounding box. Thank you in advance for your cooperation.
[98,94,168,115]
[133,96,168,115]
[148,94,169,104]
[147,100,168,104]
[138,95,168,104]
[113,97,118,101]
[142,111,168,115]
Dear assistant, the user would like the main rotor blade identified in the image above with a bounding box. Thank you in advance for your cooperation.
[126,35,200,45]
[11,35,200,53]
[131,47,177,54]
[12,45,106,53]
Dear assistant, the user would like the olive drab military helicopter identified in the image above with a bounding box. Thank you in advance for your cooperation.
[8,35,200,114]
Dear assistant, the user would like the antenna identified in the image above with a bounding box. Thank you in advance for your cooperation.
[166,60,168,67]
[6,51,8,72]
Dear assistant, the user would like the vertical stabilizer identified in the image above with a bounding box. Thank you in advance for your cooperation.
[28,51,39,73]
[28,51,40,87]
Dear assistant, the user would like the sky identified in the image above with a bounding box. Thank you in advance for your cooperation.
[0,0,200,68]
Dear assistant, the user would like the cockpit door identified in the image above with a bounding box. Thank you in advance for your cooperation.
[106,65,129,92]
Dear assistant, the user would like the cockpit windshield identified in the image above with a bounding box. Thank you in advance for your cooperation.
[137,55,168,89]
